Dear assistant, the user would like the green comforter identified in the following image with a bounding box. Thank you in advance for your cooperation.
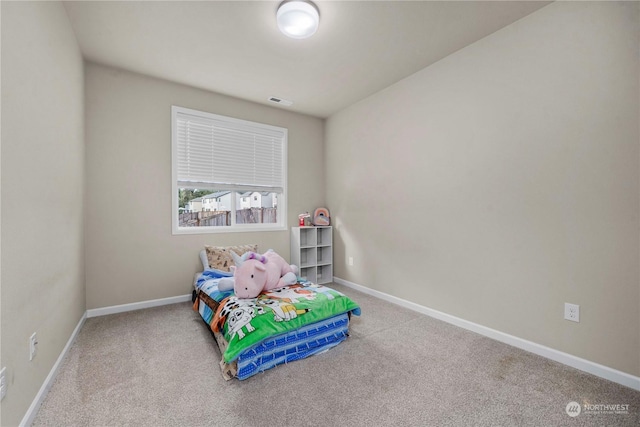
[212,282,360,363]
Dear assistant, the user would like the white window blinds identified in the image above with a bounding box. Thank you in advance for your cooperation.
[175,108,286,192]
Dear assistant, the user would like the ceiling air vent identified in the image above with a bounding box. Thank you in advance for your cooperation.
[268,96,293,106]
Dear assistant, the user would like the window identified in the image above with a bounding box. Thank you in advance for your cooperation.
[172,106,287,234]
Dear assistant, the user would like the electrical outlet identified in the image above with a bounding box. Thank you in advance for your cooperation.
[564,303,580,323]
[29,333,38,361]
[348,256,354,266]
[0,367,6,401]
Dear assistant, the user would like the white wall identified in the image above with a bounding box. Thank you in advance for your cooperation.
[1,2,86,425]
[84,63,325,309]
[326,2,639,376]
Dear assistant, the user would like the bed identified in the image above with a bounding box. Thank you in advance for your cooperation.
[192,246,360,380]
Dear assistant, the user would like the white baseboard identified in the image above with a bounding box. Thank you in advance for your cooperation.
[86,294,192,318]
[21,294,193,425]
[20,312,87,427]
[333,276,640,392]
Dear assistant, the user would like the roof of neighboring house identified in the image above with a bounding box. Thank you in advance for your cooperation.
[188,191,230,203]
[188,190,272,204]
[239,191,272,197]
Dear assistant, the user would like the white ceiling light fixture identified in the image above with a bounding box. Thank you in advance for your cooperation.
[277,0,320,39]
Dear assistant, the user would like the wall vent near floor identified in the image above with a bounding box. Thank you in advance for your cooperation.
[268,96,293,106]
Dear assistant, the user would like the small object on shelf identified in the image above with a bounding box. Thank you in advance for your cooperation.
[313,208,330,226]
[298,212,310,226]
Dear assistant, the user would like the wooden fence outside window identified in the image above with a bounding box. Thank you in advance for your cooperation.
[179,208,277,227]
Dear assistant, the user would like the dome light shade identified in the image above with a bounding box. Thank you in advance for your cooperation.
[277,1,319,39]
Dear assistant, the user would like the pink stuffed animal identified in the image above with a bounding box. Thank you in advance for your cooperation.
[218,250,298,299]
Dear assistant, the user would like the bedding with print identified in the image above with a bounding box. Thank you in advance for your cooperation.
[193,271,360,379]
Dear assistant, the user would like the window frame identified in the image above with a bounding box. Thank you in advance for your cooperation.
[171,106,288,234]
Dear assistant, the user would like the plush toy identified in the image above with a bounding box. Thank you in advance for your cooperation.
[218,250,298,299]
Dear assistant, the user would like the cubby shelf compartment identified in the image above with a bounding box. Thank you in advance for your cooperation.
[291,226,333,285]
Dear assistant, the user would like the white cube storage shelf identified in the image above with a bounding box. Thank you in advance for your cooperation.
[290,226,333,284]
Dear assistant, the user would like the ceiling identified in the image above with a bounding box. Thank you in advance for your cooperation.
[63,1,550,118]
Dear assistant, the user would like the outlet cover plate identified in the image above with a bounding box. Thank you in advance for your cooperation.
[564,303,580,322]
[0,367,6,401]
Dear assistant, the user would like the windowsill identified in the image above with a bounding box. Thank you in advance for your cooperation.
[172,224,288,235]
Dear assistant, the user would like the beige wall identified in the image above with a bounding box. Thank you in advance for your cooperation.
[326,2,639,376]
[1,2,86,425]
[85,63,325,309]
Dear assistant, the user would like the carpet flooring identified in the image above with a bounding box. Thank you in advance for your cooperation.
[32,283,639,426]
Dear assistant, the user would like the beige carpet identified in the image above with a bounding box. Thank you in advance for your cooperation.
[33,283,639,426]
